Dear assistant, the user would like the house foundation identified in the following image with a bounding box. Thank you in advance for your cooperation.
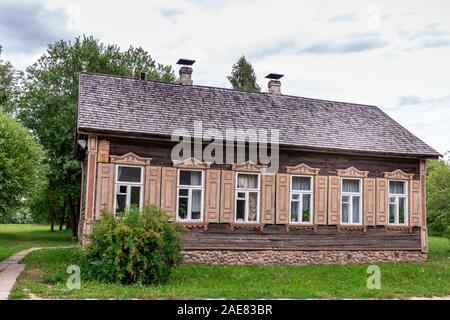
[181,250,427,265]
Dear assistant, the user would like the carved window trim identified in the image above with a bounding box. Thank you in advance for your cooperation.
[286,163,320,175]
[173,157,211,169]
[110,152,152,165]
[231,160,265,173]
[384,169,414,180]
[337,166,369,178]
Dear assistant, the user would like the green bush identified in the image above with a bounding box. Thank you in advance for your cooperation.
[427,160,450,238]
[82,206,181,285]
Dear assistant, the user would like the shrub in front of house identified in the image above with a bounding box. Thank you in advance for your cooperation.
[82,205,181,285]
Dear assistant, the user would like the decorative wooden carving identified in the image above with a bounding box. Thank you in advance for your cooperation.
[337,166,369,178]
[176,222,209,231]
[110,152,151,165]
[286,163,320,175]
[231,160,265,173]
[285,224,318,233]
[384,169,414,180]
[173,157,211,169]
[97,140,110,163]
[384,225,413,234]
[229,223,265,232]
[337,225,367,233]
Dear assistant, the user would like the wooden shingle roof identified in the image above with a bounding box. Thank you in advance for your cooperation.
[77,72,440,158]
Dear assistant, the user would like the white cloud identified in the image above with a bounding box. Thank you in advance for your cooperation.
[3,0,450,154]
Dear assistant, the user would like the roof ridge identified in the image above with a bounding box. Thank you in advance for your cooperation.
[79,71,379,108]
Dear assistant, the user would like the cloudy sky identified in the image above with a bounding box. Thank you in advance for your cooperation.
[1,0,449,156]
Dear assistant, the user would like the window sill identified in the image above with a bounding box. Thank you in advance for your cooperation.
[285,224,317,233]
[230,223,265,232]
[175,222,208,231]
[384,225,413,234]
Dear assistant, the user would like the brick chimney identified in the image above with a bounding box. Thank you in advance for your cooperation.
[265,73,284,95]
[177,59,195,86]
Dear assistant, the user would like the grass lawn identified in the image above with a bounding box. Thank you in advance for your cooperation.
[9,234,450,299]
[0,224,75,262]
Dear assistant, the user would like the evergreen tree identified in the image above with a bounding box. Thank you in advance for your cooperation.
[227,55,261,92]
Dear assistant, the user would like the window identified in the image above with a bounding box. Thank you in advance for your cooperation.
[235,173,260,223]
[388,181,408,225]
[290,176,313,224]
[341,178,362,225]
[177,170,203,221]
[114,165,143,213]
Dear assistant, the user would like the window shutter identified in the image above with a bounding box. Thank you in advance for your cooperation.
[314,175,328,225]
[276,174,289,224]
[144,166,161,208]
[363,178,376,226]
[327,176,340,225]
[376,178,388,225]
[261,174,275,224]
[205,169,221,222]
[409,180,422,226]
[161,167,177,221]
[220,170,235,223]
[95,163,114,219]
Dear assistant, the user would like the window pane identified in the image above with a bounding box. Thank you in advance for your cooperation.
[389,199,396,224]
[191,189,202,220]
[342,202,349,223]
[117,166,142,183]
[302,194,311,222]
[248,192,258,221]
[236,199,245,222]
[290,201,299,222]
[352,196,360,223]
[399,197,406,224]
[342,195,350,203]
[180,170,202,186]
[178,197,188,219]
[291,193,300,200]
[116,194,126,213]
[237,174,258,189]
[237,192,245,198]
[130,186,141,207]
[342,179,360,193]
[118,185,127,194]
[390,181,405,194]
[179,189,188,197]
[292,177,311,191]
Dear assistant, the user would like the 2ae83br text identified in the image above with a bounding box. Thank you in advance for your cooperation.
[177,303,273,318]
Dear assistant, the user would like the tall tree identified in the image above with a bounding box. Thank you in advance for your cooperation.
[427,160,450,237]
[0,46,22,114]
[227,55,261,92]
[18,35,176,236]
[0,110,43,220]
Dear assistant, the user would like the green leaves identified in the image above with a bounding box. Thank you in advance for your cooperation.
[427,160,450,237]
[82,206,181,285]
[227,55,261,92]
[0,110,43,218]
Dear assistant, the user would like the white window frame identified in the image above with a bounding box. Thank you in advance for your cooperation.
[289,175,314,224]
[340,178,363,225]
[113,165,144,213]
[235,172,260,223]
[176,169,204,222]
[388,180,409,225]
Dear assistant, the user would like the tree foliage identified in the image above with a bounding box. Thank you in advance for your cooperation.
[227,55,261,92]
[0,46,22,114]
[427,160,450,237]
[0,110,43,219]
[17,35,176,235]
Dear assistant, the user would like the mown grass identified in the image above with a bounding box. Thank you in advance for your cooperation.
[0,224,75,262]
[9,236,449,300]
